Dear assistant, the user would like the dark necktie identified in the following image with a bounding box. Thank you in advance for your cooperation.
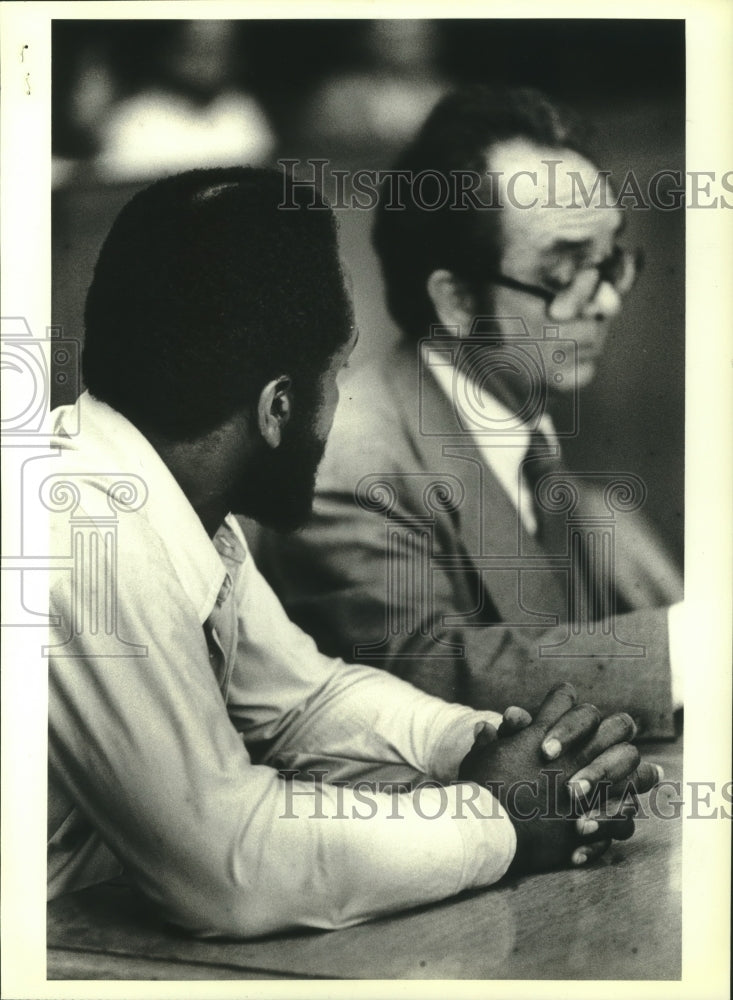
[522,427,568,556]
[523,429,638,619]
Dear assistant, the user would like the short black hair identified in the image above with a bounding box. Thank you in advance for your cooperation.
[372,85,592,342]
[83,167,351,440]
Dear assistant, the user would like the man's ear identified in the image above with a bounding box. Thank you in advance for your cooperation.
[257,376,292,449]
[426,269,476,334]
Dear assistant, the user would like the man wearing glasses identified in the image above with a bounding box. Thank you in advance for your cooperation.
[257,85,684,738]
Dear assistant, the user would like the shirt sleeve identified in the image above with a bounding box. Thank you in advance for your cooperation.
[49,512,515,940]
[667,601,686,711]
[223,517,504,784]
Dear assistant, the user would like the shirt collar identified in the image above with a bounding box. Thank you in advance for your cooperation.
[54,392,232,624]
[423,343,557,448]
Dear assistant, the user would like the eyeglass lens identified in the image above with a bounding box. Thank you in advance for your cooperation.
[547,249,637,321]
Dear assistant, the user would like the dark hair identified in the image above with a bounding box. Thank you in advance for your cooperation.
[372,85,592,341]
[83,167,351,439]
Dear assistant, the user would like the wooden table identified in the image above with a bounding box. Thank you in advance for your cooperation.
[47,740,681,981]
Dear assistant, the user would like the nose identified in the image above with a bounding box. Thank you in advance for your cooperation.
[582,280,622,320]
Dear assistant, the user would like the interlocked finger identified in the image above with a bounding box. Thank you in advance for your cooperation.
[571,839,612,867]
[565,712,638,773]
[541,702,602,760]
[575,807,636,844]
[602,762,664,802]
[533,683,578,728]
[566,743,641,801]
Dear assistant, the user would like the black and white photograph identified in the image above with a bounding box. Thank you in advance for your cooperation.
[1,2,731,995]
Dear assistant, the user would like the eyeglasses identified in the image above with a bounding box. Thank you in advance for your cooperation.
[489,246,643,321]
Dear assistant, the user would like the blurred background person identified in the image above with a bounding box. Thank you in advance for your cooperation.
[54,20,274,184]
[95,20,274,180]
[296,19,448,164]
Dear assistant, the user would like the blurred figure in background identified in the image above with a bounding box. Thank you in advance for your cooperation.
[95,21,274,180]
[299,20,448,164]
[53,21,274,184]
[51,19,277,386]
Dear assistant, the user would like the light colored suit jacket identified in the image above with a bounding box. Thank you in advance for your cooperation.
[255,340,682,738]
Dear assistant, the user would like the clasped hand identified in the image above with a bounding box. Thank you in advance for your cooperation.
[458,683,663,873]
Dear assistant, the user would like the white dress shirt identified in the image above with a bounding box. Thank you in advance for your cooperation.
[47,392,516,938]
[427,351,558,537]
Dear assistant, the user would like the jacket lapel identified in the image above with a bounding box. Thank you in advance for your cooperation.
[384,341,567,626]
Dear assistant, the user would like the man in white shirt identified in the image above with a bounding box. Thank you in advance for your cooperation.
[48,166,659,937]
[256,86,685,737]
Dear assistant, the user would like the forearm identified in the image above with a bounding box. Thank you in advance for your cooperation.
[272,577,675,740]
[49,574,515,938]
[50,660,514,938]
[255,481,676,737]
[253,656,503,784]
[184,774,516,937]
[458,609,675,738]
[291,557,675,739]
[225,528,505,781]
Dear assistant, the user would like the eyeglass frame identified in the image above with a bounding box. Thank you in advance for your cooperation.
[487,246,644,319]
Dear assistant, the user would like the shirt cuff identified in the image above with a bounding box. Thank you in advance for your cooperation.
[445,783,517,888]
[667,601,685,711]
[424,708,517,885]
[429,707,504,784]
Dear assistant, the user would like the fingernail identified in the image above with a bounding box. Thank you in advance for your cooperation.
[543,737,562,760]
[570,779,591,798]
[654,764,664,782]
[580,818,599,836]
[572,848,589,865]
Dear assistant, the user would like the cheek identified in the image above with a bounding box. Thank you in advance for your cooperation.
[570,360,599,390]
[493,288,546,336]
